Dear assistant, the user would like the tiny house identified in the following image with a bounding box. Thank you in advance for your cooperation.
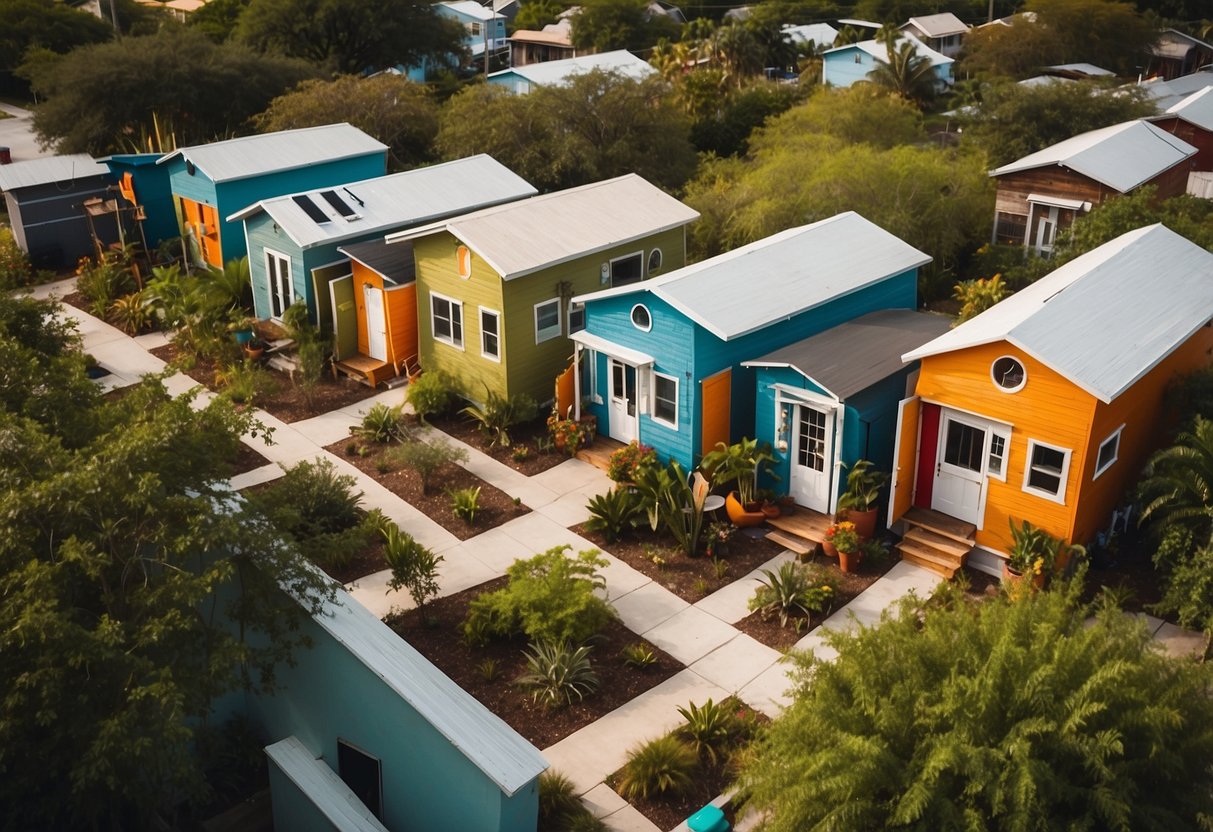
[822,35,953,90]
[0,155,115,269]
[1148,86,1213,172]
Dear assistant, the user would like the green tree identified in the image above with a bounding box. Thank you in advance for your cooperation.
[189,0,251,41]
[0,0,110,96]
[1054,187,1213,260]
[236,0,466,73]
[22,26,316,154]
[570,0,678,53]
[865,39,939,107]
[254,74,439,170]
[512,0,563,32]
[737,585,1213,830]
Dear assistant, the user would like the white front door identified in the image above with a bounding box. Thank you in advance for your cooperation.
[364,284,387,361]
[1034,206,1059,256]
[608,359,637,443]
[789,403,833,513]
[932,412,987,524]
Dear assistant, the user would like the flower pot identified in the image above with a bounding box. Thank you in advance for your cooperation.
[821,539,838,558]
[1002,561,1044,592]
[232,328,254,346]
[761,502,781,519]
[726,491,765,527]
[845,507,879,542]
[244,343,265,360]
[838,548,861,573]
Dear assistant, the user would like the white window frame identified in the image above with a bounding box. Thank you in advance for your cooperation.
[987,426,1011,482]
[610,250,645,287]
[631,303,652,332]
[990,355,1027,393]
[479,306,500,361]
[567,301,585,334]
[534,298,562,344]
[469,21,482,35]
[265,248,294,319]
[647,248,663,273]
[1093,425,1124,480]
[1023,439,1071,504]
[652,371,678,428]
[430,291,464,350]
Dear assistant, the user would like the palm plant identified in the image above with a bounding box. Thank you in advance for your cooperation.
[749,561,835,628]
[675,699,735,766]
[867,39,939,108]
[584,487,645,542]
[1139,416,1213,539]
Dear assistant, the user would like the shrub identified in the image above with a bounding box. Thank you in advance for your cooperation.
[675,699,736,766]
[607,441,657,483]
[407,369,459,423]
[749,561,835,628]
[538,770,606,832]
[76,253,137,319]
[620,642,657,669]
[109,291,154,335]
[254,458,368,567]
[449,486,481,524]
[461,389,537,448]
[387,439,467,494]
[617,735,697,801]
[215,360,275,406]
[382,523,443,609]
[295,337,327,408]
[0,228,32,290]
[355,403,409,444]
[953,273,1008,325]
[517,639,600,708]
[463,545,615,645]
[584,487,644,543]
[477,659,500,682]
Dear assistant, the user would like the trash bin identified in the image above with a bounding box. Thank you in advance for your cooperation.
[687,803,729,832]
[0,147,11,165]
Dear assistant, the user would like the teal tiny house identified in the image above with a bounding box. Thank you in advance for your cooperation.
[101,153,178,252]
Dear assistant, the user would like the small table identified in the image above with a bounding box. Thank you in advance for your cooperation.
[702,495,726,515]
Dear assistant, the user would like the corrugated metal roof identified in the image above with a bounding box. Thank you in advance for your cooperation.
[990,120,1196,193]
[386,174,699,280]
[1045,63,1114,76]
[157,124,387,184]
[782,23,839,46]
[264,737,390,832]
[904,224,1213,403]
[487,50,655,87]
[227,155,535,249]
[743,309,952,400]
[1139,70,1213,110]
[574,212,932,342]
[339,238,416,285]
[824,35,953,68]
[1152,85,1213,132]
[440,0,502,20]
[0,154,109,192]
[509,28,573,46]
[904,13,969,38]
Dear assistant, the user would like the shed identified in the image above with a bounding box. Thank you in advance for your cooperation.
[101,153,178,252]
[0,154,116,269]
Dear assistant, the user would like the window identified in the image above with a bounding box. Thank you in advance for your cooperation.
[480,307,500,360]
[534,298,562,343]
[456,245,472,279]
[854,53,862,63]
[568,301,585,333]
[653,372,677,427]
[431,292,463,348]
[647,249,663,273]
[265,249,293,318]
[798,406,827,472]
[610,252,644,287]
[338,739,383,820]
[993,212,1028,246]
[469,21,481,35]
[631,304,652,331]
[942,418,985,473]
[1094,426,1123,479]
[991,356,1026,392]
[987,429,1010,481]
[1024,440,1071,503]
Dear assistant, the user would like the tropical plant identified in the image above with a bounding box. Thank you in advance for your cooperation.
[606,440,657,483]
[701,437,777,507]
[866,39,938,107]
[382,523,443,609]
[355,403,409,444]
[749,561,835,628]
[387,439,468,494]
[251,458,369,568]
[675,698,735,766]
[836,459,888,513]
[76,252,137,318]
[406,368,459,423]
[616,735,697,801]
[584,487,645,543]
[547,413,596,456]
[1006,518,1083,580]
[632,461,709,556]
[953,274,1008,325]
[704,520,734,559]
[214,360,274,406]
[461,389,537,448]
[477,658,500,682]
[620,642,657,669]
[0,228,32,290]
[538,769,607,832]
[449,485,481,524]
[109,291,154,335]
[1138,416,1213,541]
[824,520,859,555]
[518,639,600,708]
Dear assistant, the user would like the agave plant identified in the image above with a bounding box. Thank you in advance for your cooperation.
[675,698,735,765]
[748,561,835,628]
[517,639,600,708]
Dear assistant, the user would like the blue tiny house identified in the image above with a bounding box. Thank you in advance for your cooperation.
[822,36,953,90]
[158,124,388,270]
[101,153,179,253]
[570,212,931,474]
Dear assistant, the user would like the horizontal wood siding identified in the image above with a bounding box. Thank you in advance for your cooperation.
[915,341,1097,552]
[245,213,307,321]
[1143,154,1196,200]
[993,167,1112,219]
[1153,118,1213,172]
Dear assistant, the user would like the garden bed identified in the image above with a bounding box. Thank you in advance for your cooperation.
[386,576,683,748]
[229,441,272,477]
[425,411,569,476]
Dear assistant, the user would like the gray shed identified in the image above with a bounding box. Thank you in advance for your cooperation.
[0,154,117,269]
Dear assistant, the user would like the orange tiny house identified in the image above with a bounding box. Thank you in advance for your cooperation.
[889,225,1213,576]
[333,239,419,387]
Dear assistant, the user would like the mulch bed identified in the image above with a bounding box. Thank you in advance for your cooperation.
[426,411,568,476]
[325,437,530,540]
[385,576,683,749]
[149,342,379,423]
[229,441,272,476]
[326,539,388,586]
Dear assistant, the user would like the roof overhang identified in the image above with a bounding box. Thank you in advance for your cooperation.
[1027,193,1090,211]
[571,331,654,366]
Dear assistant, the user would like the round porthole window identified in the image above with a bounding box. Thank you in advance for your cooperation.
[631,303,652,331]
[648,248,663,273]
[991,355,1026,392]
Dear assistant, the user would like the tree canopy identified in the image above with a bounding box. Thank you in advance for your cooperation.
[570,0,679,53]
[0,0,110,95]
[737,584,1213,830]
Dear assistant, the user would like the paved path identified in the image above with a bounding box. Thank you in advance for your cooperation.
[0,100,55,163]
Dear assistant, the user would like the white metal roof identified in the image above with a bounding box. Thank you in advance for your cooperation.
[1139,69,1213,110]
[823,34,952,68]
[226,155,536,249]
[0,154,109,192]
[1152,85,1213,132]
[487,50,655,87]
[990,120,1196,193]
[782,23,839,47]
[903,13,969,38]
[1045,63,1115,77]
[573,212,932,342]
[386,174,699,280]
[904,224,1213,403]
[157,124,387,184]
[439,0,503,20]
[264,737,390,832]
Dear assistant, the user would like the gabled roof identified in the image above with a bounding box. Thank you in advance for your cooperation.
[1150,85,1213,133]
[782,23,839,47]
[508,28,574,46]
[742,309,952,400]
[339,238,416,286]
[439,0,503,20]
[0,154,109,192]
[1139,69,1213,110]
[1045,63,1114,77]
[386,174,699,280]
[903,13,969,39]
[157,124,387,184]
[574,212,931,342]
[990,120,1196,193]
[823,34,952,68]
[226,155,536,249]
[487,50,655,87]
[904,224,1213,403]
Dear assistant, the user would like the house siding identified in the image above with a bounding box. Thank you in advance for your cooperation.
[1153,116,1213,172]
[3,176,117,269]
[245,213,309,320]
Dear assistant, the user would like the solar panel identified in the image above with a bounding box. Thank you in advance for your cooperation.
[292,195,330,224]
[320,190,357,218]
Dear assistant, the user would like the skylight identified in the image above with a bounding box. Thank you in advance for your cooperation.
[293,195,330,224]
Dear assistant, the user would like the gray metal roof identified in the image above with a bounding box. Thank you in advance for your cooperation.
[157,124,387,184]
[227,155,536,249]
[486,50,655,88]
[782,23,839,47]
[339,238,415,285]
[386,174,699,280]
[904,224,1213,403]
[824,35,953,68]
[1141,69,1213,110]
[574,212,932,342]
[1044,63,1114,77]
[903,13,969,38]
[0,154,109,192]
[1151,85,1213,133]
[743,309,952,399]
[991,119,1196,193]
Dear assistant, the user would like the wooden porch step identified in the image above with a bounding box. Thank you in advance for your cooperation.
[765,509,831,545]
[333,356,392,389]
[575,437,626,474]
[903,526,973,560]
[902,506,977,546]
[896,539,961,580]
[765,530,816,557]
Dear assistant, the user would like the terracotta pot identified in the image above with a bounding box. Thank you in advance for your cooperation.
[821,539,838,558]
[726,491,765,528]
[244,343,265,360]
[838,548,861,573]
[1002,562,1044,591]
[761,502,781,519]
[845,507,879,542]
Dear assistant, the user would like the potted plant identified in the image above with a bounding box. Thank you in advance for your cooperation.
[836,459,888,542]
[1003,519,1082,593]
[228,316,256,346]
[704,521,735,559]
[243,337,266,360]
[824,520,859,570]
[702,437,778,512]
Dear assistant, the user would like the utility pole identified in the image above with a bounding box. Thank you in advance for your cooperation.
[484,0,491,75]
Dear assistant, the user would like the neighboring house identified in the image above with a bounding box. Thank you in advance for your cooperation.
[742,309,951,515]
[1147,29,1213,81]
[989,120,1196,254]
[1140,66,1213,110]
[437,0,508,63]
[1147,86,1213,171]
[821,35,954,90]
[158,124,388,270]
[101,153,178,253]
[1042,63,1115,80]
[900,13,969,58]
[487,50,656,94]
[569,212,931,471]
[334,238,419,388]
[889,224,1213,578]
[508,24,577,67]
[228,155,536,388]
[0,154,116,269]
[782,22,839,51]
[386,174,699,405]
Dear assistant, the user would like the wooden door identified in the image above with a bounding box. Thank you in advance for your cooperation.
[700,368,731,456]
[888,396,920,527]
[329,275,357,361]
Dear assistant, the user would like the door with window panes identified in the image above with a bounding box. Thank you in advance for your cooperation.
[789,403,834,513]
[932,412,989,524]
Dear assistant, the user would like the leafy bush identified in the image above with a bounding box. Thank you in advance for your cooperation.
[254,458,368,568]
[407,369,459,423]
[517,639,599,708]
[355,403,409,444]
[295,337,327,407]
[449,486,481,524]
[76,253,137,318]
[461,389,537,448]
[749,561,835,628]
[387,439,467,494]
[0,228,33,290]
[606,441,657,483]
[539,770,605,832]
[620,642,657,669]
[617,735,697,801]
[632,461,707,556]
[675,699,736,765]
[463,545,615,644]
[952,274,1008,325]
[584,487,644,542]
[109,291,154,335]
[382,522,443,609]
[214,360,276,406]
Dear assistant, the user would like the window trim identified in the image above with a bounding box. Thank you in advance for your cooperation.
[567,301,585,334]
[430,290,464,350]
[990,355,1027,393]
[479,306,500,362]
[647,248,663,273]
[265,248,294,320]
[631,303,652,332]
[987,426,1011,482]
[652,371,678,428]
[1093,425,1124,480]
[609,250,645,287]
[534,298,562,344]
[1022,439,1071,504]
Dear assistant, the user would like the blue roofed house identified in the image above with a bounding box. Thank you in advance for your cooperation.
[157,124,388,270]
[487,50,656,94]
[822,34,953,90]
[569,212,932,473]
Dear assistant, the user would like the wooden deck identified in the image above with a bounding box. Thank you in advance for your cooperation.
[575,437,626,473]
[333,355,395,388]
[765,507,832,555]
[901,506,977,544]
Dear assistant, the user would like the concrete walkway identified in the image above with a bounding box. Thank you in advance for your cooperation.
[0,100,54,163]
